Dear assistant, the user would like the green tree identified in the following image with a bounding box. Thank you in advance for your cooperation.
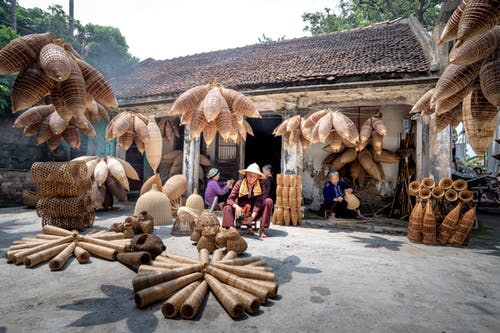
[0,24,18,115]
[258,33,286,43]
[303,0,442,35]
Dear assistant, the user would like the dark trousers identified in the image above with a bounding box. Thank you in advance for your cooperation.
[322,200,356,218]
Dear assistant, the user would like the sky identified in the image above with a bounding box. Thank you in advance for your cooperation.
[18,0,338,61]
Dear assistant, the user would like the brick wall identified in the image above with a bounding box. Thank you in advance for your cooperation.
[0,169,36,207]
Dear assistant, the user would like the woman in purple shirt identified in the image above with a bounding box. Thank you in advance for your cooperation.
[204,168,234,209]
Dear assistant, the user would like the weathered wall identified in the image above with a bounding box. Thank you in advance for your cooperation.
[0,170,36,206]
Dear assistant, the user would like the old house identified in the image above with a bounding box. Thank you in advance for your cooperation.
[112,16,448,211]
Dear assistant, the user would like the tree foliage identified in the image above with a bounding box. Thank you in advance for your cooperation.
[258,33,286,44]
[303,0,442,35]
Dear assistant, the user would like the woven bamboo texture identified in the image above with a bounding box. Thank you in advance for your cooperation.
[273,174,302,226]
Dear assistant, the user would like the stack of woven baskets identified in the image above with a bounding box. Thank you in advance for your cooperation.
[272,174,302,226]
[31,161,94,230]
[407,177,476,246]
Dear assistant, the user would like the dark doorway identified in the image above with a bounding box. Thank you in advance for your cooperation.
[245,116,282,174]
[126,142,144,191]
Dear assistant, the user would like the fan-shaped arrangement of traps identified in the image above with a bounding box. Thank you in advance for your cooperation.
[407,177,476,246]
[133,249,278,320]
[169,83,260,145]
[71,155,140,209]
[5,225,132,270]
[412,1,499,155]
[1,33,117,150]
[158,149,212,179]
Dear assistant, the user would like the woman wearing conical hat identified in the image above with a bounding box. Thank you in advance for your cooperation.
[222,163,273,238]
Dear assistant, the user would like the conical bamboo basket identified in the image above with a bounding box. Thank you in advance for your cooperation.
[407,201,424,243]
[438,177,453,190]
[449,27,499,65]
[39,43,71,82]
[437,1,466,45]
[445,189,459,202]
[134,185,172,225]
[170,84,210,115]
[161,281,201,318]
[449,206,476,246]
[59,59,87,117]
[11,62,55,112]
[479,50,499,107]
[452,179,468,192]
[433,62,481,101]
[422,200,436,245]
[437,202,463,244]
[76,59,117,108]
[145,115,162,173]
[456,1,499,45]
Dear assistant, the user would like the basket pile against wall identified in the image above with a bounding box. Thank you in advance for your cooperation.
[407,177,476,247]
[272,174,302,226]
[30,161,94,230]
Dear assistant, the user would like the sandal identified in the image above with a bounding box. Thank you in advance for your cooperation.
[259,229,268,238]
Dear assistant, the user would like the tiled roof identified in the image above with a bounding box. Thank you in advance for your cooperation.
[112,19,432,100]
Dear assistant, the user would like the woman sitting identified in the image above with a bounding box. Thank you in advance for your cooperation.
[222,163,273,238]
[204,168,234,210]
[322,170,367,220]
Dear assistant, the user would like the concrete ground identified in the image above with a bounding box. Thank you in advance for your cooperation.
[0,204,499,333]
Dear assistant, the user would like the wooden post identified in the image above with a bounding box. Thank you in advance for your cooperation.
[182,124,200,195]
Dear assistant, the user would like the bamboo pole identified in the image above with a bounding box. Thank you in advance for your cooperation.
[36,234,64,240]
[12,235,74,265]
[180,280,209,319]
[78,235,128,252]
[220,256,262,265]
[49,241,77,270]
[133,264,204,292]
[15,237,46,243]
[24,243,69,268]
[199,248,210,267]
[117,251,151,266]
[42,225,74,236]
[212,249,224,262]
[90,233,125,240]
[78,242,118,261]
[161,281,201,318]
[138,265,169,273]
[222,250,238,261]
[223,282,260,314]
[74,246,90,263]
[240,277,279,298]
[165,253,200,265]
[134,272,204,308]
[154,256,188,264]
[8,242,47,251]
[211,262,276,281]
[205,266,268,304]
[246,260,269,267]
[204,274,244,319]
[151,261,191,269]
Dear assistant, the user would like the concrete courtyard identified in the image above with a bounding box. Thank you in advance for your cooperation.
[0,204,499,333]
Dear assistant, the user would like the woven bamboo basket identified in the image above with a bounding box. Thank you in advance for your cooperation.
[170,84,210,115]
[459,189,474,203]
[163,174,187,201]
[41,210,95,231]
[433,62,481,101]
[198,210,219,229]
[435,82,473,115]
[449,27,499,65]
[106,157,130,191]
[0,32,55,75]
[438,177,453,190]
[203,121,218,146]
[407,201,424,243]
[134,185,172,225]
[418,187,431,201]
[215,108,231,140]
[61,125,80,149]
[456,1,499,45]
[38,180,90,198]
[197,229,217,254]
[12,104,53,129]
[437,1,466,45]
[221,87,260,119]
[358,149,383,181]
[145,115,163,173]
[408,180,421,196]
[445,189,459,202]
[479,50,499,107]
[105,175,128,202]
[39,43,71,82]
[422,200,436,245]
[186,189,205,216]
[11,63,55,112]
[431,186,445,200]
[452,179,468,192]
[140,174,163,196]
[37,194,92,218]
[48,111,67,135]
[449,206,476,246]
[437,202,462,244]
[226,230,247,254]
[273,206,283,225]
[190,107,209,139]
[76,59,118,109]
[421,177,435,189]
[59,59,87,117]
[30,161,87,184]
[463,87,499,155]
[434,105,461,133]
[411,89,434,115]
[202,87,225,122]
[331,111,359,145]
[22,190,39,208]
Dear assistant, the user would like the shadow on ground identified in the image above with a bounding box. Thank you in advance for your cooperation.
[261,255,321,285]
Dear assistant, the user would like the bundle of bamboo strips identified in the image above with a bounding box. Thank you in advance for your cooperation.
[133,250,278,320]
[5,225,131,270]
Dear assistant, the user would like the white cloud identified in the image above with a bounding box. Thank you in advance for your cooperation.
[18,0,338,60]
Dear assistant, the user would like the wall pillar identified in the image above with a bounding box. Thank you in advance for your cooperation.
[182,124,200,196]
[417,114,451,180]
